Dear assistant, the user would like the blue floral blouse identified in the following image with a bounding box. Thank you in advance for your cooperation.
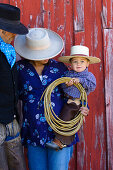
[17,59,79,147]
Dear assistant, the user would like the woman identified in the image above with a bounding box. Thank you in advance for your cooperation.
[14,28,89,170]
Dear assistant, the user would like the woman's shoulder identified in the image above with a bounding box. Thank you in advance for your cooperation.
[16,59,28,72]
[50,59,68,70]
[17,59,27,65]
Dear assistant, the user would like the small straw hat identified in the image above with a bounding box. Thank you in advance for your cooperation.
[58,45,101,64]
[14,28,64,60]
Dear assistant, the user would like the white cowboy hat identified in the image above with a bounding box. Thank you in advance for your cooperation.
[58,45,101,64]
[14,28,64,60]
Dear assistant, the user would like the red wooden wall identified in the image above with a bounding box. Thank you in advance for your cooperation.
[0,0,113,169]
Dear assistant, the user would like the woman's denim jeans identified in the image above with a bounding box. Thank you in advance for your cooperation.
[0,119,26,170]
[27,144,73,170]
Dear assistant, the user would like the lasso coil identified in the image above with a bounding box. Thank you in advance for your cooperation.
[40,77,87,136]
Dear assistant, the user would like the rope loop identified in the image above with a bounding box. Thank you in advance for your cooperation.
[40,77,87,136]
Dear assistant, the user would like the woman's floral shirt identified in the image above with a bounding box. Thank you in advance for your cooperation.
[17,59,79,147]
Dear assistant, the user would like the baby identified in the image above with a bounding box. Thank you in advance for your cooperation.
[46,45,101,150]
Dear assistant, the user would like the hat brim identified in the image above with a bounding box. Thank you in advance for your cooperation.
[58,55,101,64]
[14,28,64,60]
[0,19,28,34]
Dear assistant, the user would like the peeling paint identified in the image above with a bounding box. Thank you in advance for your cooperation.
[35,16,38,28]
[94,24,98,50]
[48,11,51,29]
[102,1,113,28]
[95,114,106,169]
[73,0,84,31]
[102,6,107,27]
[95,114,105,149]
[99,64,102,72]
[110,0,113,27]
[30,15,32,21]
[77,126,86,169]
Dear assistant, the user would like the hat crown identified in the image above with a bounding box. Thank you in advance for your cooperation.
[0,3,28,34]
[26,28,51,50]
[27,28,47,40]
[0,3,20,21]
[71,45,89,56]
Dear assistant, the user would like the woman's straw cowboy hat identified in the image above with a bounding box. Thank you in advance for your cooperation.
[14,28,64,60]
[0,3,28,34]
[58,45,101,64]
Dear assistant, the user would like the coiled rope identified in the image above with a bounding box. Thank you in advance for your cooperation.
[40,77,87,136]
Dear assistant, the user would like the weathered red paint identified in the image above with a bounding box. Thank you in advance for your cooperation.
[77,0,107,169]
[0,0,113,169]
[102,0,113,28]
[0,0,9,3]
[103,29,113,170]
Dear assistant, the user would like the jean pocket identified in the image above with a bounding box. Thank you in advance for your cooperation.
[6,119,20,137]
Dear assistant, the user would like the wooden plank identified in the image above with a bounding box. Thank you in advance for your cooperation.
[42,0,74,62]
[102,0,113,28]
[73,0,85,45]
[0,0,9,3]
[103,29,113,170]
[40,0,66,60]
[10,0,42,28]
[63,0,74,56]
[42,0,55,29]
[76,0,107,169]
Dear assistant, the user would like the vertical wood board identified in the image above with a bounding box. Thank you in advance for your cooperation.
[76,0,107,169]
[103,29,113,170]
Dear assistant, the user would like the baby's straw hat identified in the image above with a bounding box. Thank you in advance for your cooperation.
[58,45,101,64]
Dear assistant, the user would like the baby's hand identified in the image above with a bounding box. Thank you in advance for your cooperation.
[65,79,74,86]
[80,106,89,116]
[65,78,79,86]
[72,78,80,84]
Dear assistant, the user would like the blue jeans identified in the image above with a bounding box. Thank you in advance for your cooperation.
[27,144,73,170]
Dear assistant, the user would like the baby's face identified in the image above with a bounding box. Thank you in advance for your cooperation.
[71,57,89,72]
